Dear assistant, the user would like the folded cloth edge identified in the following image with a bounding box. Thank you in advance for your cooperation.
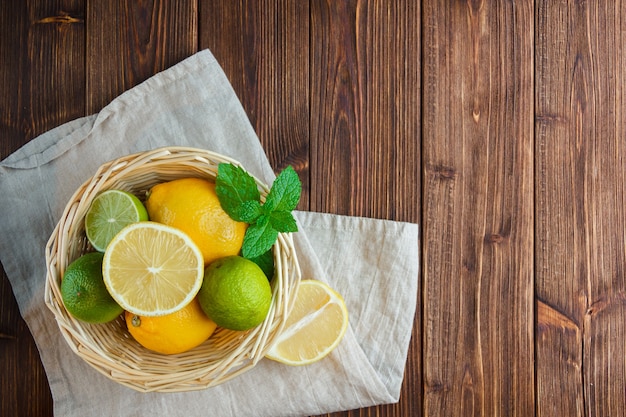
[0,48,420,416]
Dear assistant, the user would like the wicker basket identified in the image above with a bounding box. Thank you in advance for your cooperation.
[44,146,301,392]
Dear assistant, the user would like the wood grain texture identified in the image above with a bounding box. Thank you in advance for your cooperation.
[0,0,86,150]
[309,1,421,416]
[0,271,53,417]
[535,1,626,415]
[199,0,311,209]
[310,0,421,222]
[0,1,85,416]
[6,1,626,416]
[86,0,197,113]
[0,0,30,156]
[422,1,534,415]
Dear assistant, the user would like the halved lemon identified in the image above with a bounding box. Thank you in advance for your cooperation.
[265,280,349,366]
[102,222,204,317]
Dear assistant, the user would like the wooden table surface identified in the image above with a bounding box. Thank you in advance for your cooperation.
[2,1,625,416]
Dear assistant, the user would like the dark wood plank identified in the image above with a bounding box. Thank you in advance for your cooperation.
[309,1,421,416]
[310,0,421,222]
[86,0,198,113]
[535,1,626,415]
[421,1,534,415]
[0,271,53,417]
[0,1,86,416]
[309,0,361,217]
[0,0,86,152]
[0,1,30,157]
[199,0,311,210]
[534,3,586,414]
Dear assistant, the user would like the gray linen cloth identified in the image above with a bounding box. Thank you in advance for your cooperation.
[0,50,419,417]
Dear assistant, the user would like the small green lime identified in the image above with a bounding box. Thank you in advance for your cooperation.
[85,189,149,252]
[61,252,123,323]
[198,256,272,331]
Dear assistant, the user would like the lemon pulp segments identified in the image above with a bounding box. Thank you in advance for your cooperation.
[102,222,204,317]
[85,190,148,252]
[266,280,349,366]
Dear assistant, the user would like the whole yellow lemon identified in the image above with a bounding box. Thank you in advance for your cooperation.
[125,297,217,355]
[145,177,247,265]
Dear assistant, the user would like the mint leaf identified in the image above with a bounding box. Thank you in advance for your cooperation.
[216,163,260,222]
[264,166,301,213]
[238,200,262,223]
[241,215,279,259]
[249,249,275,281]
[269,210,298,233]
[215,163,302,261]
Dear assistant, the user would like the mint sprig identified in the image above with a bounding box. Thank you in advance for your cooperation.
[216,163,301,260]
[215,164,260,222]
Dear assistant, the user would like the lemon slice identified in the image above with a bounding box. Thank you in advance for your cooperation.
[102,222,204,317]
[266,280,349,366]
[85,189,149,252]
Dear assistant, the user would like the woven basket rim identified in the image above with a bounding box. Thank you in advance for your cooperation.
[44,146,301,392]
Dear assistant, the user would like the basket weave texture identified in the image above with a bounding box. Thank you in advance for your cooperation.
[44,147,301,392]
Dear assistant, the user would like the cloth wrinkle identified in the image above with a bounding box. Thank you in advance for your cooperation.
[0,49,419,417]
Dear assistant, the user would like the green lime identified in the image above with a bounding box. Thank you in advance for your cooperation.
[85,189,149,252]
[61,252,123,323]
[198,255,272,331]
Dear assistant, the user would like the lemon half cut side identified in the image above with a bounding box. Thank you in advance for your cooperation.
[102,221,204,317]
[265,280,349,366]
